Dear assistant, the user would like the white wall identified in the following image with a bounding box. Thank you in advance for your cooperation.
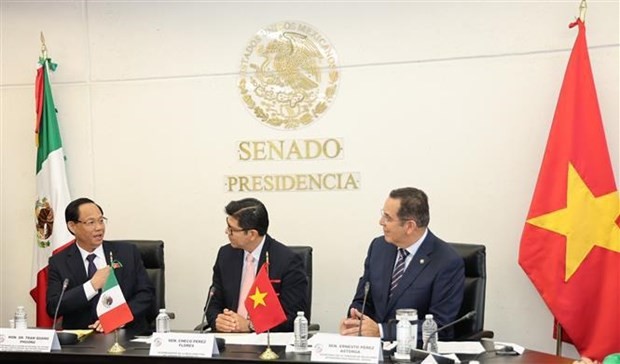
[1,0,618,359]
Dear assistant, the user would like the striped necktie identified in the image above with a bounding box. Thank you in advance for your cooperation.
[390,248,409,297]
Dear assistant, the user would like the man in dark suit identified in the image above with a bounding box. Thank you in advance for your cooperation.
[340,187,464,341]
[46,198,155,335]
[206,198,308,332]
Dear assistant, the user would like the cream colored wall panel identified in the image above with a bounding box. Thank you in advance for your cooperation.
[1,87,38,326]
[0,1,88,85]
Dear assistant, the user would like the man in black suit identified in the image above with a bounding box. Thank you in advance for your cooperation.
[46,198,155,335]
[340,187,465,341]
[206,198,308,332]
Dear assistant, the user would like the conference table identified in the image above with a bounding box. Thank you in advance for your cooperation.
[0,329,576,364]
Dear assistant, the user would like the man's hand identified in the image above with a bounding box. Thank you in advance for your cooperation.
[88,319,104,332]
[215,309,251,333]
[90,266,111,290]
[339,307,380,337]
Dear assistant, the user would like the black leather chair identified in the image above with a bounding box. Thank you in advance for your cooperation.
[194,245,318,332]
[289,246,319,330]
[449,243,494,341]
[111,240,170,330]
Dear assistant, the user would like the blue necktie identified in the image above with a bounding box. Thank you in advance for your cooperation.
[86,254,99,319]
[86,254,97,278]
[390,249,409,297]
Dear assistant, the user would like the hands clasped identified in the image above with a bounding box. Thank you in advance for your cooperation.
[215,309,251,332]
[339,307,380,337]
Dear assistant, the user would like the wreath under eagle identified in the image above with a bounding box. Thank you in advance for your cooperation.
[35,197,54,248]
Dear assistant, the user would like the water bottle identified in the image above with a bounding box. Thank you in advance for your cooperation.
[293,311,308,353]
[14,306,27,329]
[155,308,170,333]
[396,313,411,356]
[422,314,438,353]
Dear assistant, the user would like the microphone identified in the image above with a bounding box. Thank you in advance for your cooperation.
[423,311,476,351]
[199,286,215,333]
[52,278,69,329]
[52,278,78,345]
[358,281,370,336]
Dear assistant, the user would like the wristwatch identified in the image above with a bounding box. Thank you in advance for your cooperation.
[248,320,255,332]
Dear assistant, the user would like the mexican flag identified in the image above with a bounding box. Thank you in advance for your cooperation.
[96,269,134,334]
[30,56,73,327]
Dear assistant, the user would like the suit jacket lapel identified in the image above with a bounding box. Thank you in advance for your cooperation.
[66,243,88,284]
[386,232,435,312]
[378,245,398,315]
[257,235,272,271]
[102,242,112,266]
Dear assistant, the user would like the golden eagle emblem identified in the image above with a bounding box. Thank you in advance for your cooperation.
[239,22,339,130]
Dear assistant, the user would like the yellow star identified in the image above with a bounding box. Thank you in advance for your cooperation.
[527,163,620,281]
[248,287,268,308]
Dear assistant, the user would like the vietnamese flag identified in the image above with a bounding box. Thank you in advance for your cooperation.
[519,19,620,361]
[244,263,286,334]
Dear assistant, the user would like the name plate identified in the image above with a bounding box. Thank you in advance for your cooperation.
[150,332,219,358]
[311,333,382,363]
[0,328,60,352]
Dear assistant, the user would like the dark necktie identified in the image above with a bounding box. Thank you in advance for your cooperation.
[86,254,97,279]
[86,254,99,319]
[390,248,409,297]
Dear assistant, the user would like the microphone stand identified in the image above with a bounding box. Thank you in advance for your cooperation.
[53,279,79,345]
[199,287,214,333]
[423,311,476,351]
[358,282,370,336]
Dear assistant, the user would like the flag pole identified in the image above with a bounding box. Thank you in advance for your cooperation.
[259,251,279,360]
[107,254,126,353]
[108,329,126,353]
[555,321,563,356]
[578,0,587,23]
[40,32,47,60]
[555,5,586,356]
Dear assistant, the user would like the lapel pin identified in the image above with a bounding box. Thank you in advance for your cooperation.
[420,259,425,264]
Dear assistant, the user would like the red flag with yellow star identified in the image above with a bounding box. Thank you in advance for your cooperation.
[244,263,286,334]
[519,19,620,361]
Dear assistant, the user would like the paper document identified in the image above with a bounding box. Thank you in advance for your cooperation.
[61,329,94,340]
[437,341,485,354]
[214,332,294,346]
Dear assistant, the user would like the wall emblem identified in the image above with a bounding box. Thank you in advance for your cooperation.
[35,197,54,248]
[239,21,339,130]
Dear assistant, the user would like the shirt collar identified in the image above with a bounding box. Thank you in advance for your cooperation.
[403,228,428,257]
[244,235,266,262]
[76,243,105,263]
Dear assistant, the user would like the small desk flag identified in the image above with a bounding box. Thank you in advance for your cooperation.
[244,263,286,334]
[96,269,134,334]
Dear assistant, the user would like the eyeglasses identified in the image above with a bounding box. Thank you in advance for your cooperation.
[225,226,246,235]
[77,217,108,228]
[380,210,414,224]
[380,209,399,223]
[225,219,247,235]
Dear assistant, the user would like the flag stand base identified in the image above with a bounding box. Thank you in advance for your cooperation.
[259,346,279,360]
[108,330,126,353]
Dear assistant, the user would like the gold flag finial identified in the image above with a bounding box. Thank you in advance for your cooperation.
[578,0,587,22]
[40,31,48,59]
